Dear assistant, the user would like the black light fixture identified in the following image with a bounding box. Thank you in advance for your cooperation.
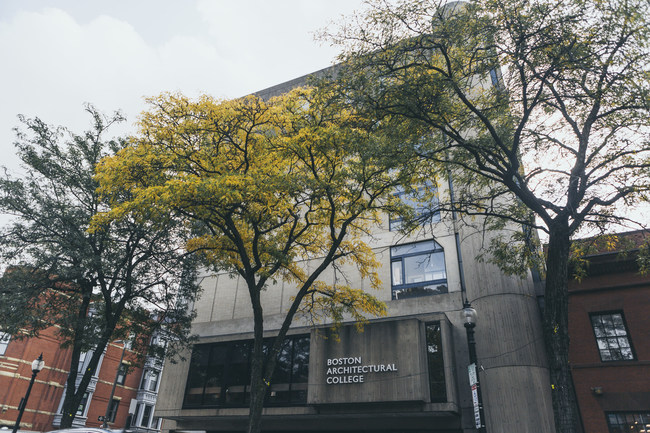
[12,353,45,433]
[461,300,487,433]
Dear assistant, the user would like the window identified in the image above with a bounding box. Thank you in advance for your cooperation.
[140,404,152,428]
[389,184,440,231]
[590,312,635,361]
[0,332,9,355]
[116,362,127,385]
[76,392,89,416]
[606,412,650,433]
[107,399,120,422]
[390,240,448,299]
[489,68,500,87]
[140,369,160,392]
[183,335,310,408]
[77,351,89,373]
[426,323,446,402]
[133,403,141,426]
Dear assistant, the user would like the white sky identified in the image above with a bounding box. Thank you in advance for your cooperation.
[0,0,366,175]
[0,1,645,236]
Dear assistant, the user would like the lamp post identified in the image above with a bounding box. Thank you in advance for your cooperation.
[102,340,128,428]
[12,353,45,433]
[461,300,487,433]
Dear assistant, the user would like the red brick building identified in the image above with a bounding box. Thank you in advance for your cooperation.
[568,230,650,433]
[0,326,163,433]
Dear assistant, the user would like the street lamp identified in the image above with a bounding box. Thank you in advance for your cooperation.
[461,300,487,433]
[12,353,45,433]
[102,340,128,428]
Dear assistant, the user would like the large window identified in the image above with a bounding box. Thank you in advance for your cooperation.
[107,399,119,422]
[606,412,650,432]
[116,362,127,385]
[183,335,310,408]
[425,323,446,402]
[140,404,152,428]
[76,392,89,416]
[590,312,635,361]
[0,332,9,356]
[140,369,160,392]
[390,240,447,299]
[389,184,440,231]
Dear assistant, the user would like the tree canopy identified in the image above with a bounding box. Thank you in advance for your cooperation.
[324,0,650,432]
[95,86,416,433]
[0,106,199,428]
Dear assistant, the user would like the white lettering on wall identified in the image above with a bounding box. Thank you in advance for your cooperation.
[325,356,397,385]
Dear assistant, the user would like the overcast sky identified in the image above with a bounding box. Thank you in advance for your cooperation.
[0,0,366,175]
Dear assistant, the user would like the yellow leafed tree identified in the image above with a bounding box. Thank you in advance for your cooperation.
[94,85,419,433]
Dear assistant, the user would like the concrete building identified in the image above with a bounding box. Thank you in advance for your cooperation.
[153,71,556,433]
[0,327,164,433]
[568,230,650,433]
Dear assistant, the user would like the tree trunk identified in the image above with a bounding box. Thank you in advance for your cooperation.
[247,288,267,433]
[59,339,110,428]
[60,288,93,429]
[543,223,579,433]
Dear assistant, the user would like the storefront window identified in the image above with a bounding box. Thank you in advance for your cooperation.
[426,323,446,402]
[183,335,310,408]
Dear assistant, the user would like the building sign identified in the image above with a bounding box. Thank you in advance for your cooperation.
[308,319,430,404]
[326,356,397,384]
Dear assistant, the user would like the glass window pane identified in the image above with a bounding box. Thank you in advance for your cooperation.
[148,370,159,391]
[620,347,633,360]
[425,323,446,402]
[591,312,634,362]
[617,337,630,349]
[225,341,250,405]
[140,405,152,427]
[391,261,402,286]
[184,336,309,408]
[606,412,650,433]
[133,403,141,424]
[204,345,226,404]
[107,399,119,422]
[602,316,616,336]
[76,393,89,416]
[292,336,310,384]
[271,339,292,385]
[0,332,9,356]
[592,321,605,337]
[404,252,445,283]
[183,346,210,406]
[391,240,439,256]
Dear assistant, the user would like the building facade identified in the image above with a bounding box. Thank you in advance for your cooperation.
[568,230,650,433]
[0,327,164,433]
[153,71,556,433]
